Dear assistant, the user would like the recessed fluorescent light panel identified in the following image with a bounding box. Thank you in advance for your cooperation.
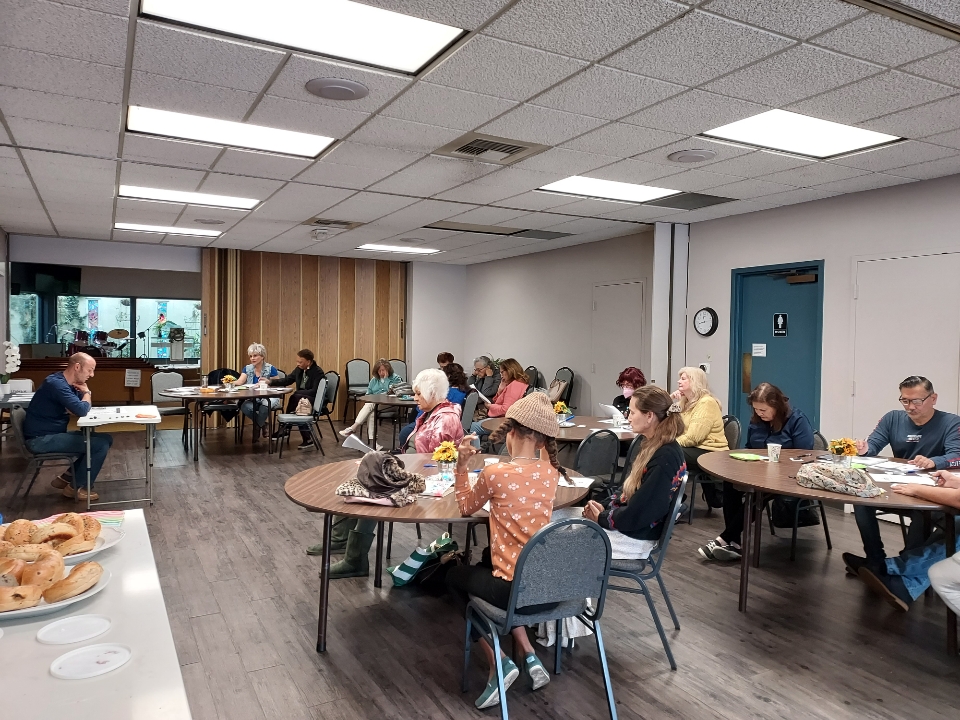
[356,244,441,255]
[702,109,902,159]
[537,176,680,204]
[140,0,464,74]
[127,107,335,158]
[119,185,258,210]
[115,222,221,237]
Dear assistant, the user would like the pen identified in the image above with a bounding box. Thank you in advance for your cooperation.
[424,463,437,468]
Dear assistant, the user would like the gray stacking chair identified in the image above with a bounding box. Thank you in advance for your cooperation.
[151,370,190,447]
[463,517,617,720]
[461,392,480,433]
[9,405,80,503]
[608,475,688,670]
[524,365,540,390]
[574,429,620,487]
[389,358,407,382]
[687,415,740,524]
[344,358,370,422]
[275,379,326,458]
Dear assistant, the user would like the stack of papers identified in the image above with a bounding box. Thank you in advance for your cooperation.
[8,393,34,401]
[420,476,455,497]
[869,473,935,485]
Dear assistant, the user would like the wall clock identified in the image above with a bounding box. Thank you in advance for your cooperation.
[693,307,718,337]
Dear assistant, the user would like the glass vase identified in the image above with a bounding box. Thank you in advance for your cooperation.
[833,454,852,467]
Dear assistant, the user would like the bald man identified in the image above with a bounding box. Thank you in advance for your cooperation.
[23,352,113,501]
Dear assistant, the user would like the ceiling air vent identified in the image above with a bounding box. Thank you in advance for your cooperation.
[434,132,549,166]
[300,216,364,231]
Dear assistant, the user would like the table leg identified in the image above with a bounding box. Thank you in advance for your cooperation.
[316,513,333,653]
[85,427,93,511]
[739,489,754,612]
[752,491,763,569]
[193,400,201,462]
[372,405,379,447]
[946,512,957,656]
[147,424,155,506]
[374,521,384,589]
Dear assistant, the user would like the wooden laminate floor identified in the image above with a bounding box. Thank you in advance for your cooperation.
[2,426,959,720]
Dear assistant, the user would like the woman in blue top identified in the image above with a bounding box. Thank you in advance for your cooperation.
[236,342,281,442]
[698,382,814,562]
[339,358,402,445]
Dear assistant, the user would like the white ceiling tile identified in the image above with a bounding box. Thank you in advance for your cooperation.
[655,168,744,192]
[787,71,956,125]
[925,128,960,151]
[703,176,797,199]
[433,166,559,204]
[633,137,754,166]
[485,0,687,61]
[323,192,417,222]
[248,183,354,222]
[548,197,637,216]
[427,35,587,101]
[324,224,404,246]
[217,217,298,243]
[901,46,960,89]
[381,82,516,130]
[812,13,956,67]
[561,123,686,157]
[5,117,118,157]
[385,227,460,244]
[622,89,766,136]
[702,45,879,106]
[320,141,422,171]
[55,222,112,240]
[750,186,839,207]
[249,95,369,137]
[176,205,248,231]
[497,211,574,228]
[351,0,513,29]
[295,162,395,190]
[861,95,960,138]
[197,173,286,199]
[0,86,119,132]
[121,135,222,170]
[369,155,498,197]
[512,147,618,176]
[491,190,582,211]
[542,216,626,233]
[112,229,163,243]
[605,10,793,86]
[700,150,814,178]
[374,199,473,231]
[160,235,216,247]
[251,235,315,253]
[0,0,128,66]
[0,122,8,143]
[583,157,683,184]
[760,163,869,187]
[702,0,866,40]
[57,0,129,15]
[531,66,685,120]
[421,233,489,252]
[811,172,917,194]
[0,46,124,103]
[829,141,957,172]
[347,116,464,153]
[119,162,207,191]
[129,70,257,121]
[23,150,116,186]
[209,235,266,249]
[480,104,607,145]
[115,197,186,225]
[211,149,313,181]
[446,205,530,225]
[886,155,960,180]
[133,20,285,92]
[265,53,411,113]
[599,204,685,221]
[895,1,960,25]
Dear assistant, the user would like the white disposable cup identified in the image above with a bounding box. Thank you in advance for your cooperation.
[484,457,499,466]
[767,443,782,462]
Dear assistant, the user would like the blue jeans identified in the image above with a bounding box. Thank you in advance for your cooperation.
[240,397,281,427]
[885,518,960,600]
[469,421,489,449]
[398,421,416,450]
[26,431,114,488]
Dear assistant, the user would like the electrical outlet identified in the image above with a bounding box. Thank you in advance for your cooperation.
[699,362,710,374]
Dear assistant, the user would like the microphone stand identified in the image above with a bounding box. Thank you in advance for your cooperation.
[136,316,165,360]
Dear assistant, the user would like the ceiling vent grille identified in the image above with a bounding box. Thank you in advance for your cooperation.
[300,216,364,231]
[434,132,549,166]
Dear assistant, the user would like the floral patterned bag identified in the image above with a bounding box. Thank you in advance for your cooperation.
[795,462,882,498]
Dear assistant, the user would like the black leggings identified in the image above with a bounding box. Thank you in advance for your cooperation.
[719,482,747,546]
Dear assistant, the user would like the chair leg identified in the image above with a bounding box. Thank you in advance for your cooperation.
[471,525,478,547]
[310,423,325,457]
[639,577,677,671]
[554,619,563,674]
[13,459,39,500]
[278,426,285,459]
[491,631,510,720]
[461,613,473,693]
[899,514,908,543]
[386,522,393,560]
[416,523,422,540]
[766,499,777,536]
[655,573,680,630]
[819,500,832,549]
[790,502,801,561]
[686,475,697,524]
[326,414,337,437]
[448,523,454,537]
[593,620,620,719]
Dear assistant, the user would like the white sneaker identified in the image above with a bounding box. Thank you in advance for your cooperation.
[339,427,355,437]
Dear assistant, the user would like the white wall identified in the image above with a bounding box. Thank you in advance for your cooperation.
[406,262,466,378]
[463,231,655,411]
[10,235,201,272]
[685,173,960,438]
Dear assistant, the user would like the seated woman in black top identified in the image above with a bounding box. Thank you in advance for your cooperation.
[697,382,814,562]
[613,366,646,415]
[269,348,324,449]
[584,385,686,559]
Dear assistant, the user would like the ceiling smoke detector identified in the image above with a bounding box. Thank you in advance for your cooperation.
[305,78,370,101]
[667,149,717,163]
[194,219,225,225]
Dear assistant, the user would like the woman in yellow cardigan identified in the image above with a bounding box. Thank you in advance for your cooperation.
[672,366,728,508]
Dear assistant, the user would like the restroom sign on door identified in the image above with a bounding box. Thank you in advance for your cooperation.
[773,313,788,337]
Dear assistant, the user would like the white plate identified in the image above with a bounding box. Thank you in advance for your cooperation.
[37,614,111,644]
[0,568,111,621]
[50,643,130,680]
[63,526,124,566]
[559,421,575,428]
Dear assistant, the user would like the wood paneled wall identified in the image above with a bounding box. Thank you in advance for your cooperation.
[202,249,406,416]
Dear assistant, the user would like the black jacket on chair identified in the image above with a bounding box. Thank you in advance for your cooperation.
[270,363,325,397]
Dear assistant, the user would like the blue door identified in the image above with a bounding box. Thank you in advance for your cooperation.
[728,262,824,438]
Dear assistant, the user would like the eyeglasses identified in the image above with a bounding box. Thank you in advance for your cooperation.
[899,394,932,407]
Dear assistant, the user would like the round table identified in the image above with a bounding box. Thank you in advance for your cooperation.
[480,415,636,444]
[159,386,293,461]
[699,449,958,654]
[285,453,589,652]
[359,393,418,447]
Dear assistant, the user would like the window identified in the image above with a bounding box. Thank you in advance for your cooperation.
[56,295,133,357]
[10,293,39,345]
[135,298,202,360]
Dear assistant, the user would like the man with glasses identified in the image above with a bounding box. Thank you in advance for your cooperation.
[844,376,960,576]
[468,356,501,401]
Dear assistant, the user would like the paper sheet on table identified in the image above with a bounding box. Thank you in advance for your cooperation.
[564,476,595,488]
[870,461,919,473]
[469,385,491,404]
[851,457,887,467]
[869,473,935,485]
[419,476,455,497]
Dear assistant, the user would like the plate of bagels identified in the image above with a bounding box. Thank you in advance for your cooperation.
[1,513,124,566]
[0,555,109,619]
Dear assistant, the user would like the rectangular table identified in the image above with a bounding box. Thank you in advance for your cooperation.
[0,509,192,719]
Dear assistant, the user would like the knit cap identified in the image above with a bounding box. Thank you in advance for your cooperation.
[505,391,560,437]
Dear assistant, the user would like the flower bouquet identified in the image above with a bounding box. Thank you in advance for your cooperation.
[2,341,21,393]
[554,401,572,424]
[433,440,459,478]
[829,437,857,467]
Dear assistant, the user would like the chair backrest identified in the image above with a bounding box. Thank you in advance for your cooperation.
[208,368,239,385]
[8,379,34,392]
[504,518,612,629]
[461,392,480,432]
[9,405,34,460]
[574,429,620,485]
[642,475,688,577]
[323,371,340,411]
[722,415,741,450]
[345,358,370,390]
[312,378,328,414]
[389,359,407,382]
[275,369,285,379]
[813,431,828,451]
[620,434,644,485]
[524,365,540,388]
[553,367,574,404]
[151,371,184,402]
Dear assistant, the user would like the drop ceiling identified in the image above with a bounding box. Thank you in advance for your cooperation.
[1,0,960,264]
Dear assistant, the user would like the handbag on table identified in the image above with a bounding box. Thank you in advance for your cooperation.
[795,463,883,498]
[335,452,426,507]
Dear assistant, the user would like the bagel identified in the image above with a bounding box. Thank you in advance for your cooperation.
[0,585,42,612]
[55,535,96,557]
[81,515,102,541]
[20,551,64,591]
[4,519,37,545]
[1,543,55,562]
[31,523,78,545]
[0,558,25,586]
[53,512,85,536]
[43,562,102,604]
[0,540,12,555]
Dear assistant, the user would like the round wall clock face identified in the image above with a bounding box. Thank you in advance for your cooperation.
[694,307,718,337]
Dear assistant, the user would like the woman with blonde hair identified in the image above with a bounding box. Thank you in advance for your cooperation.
[671,366,728,508]
[583,386,687,559]
[236,342,281,442]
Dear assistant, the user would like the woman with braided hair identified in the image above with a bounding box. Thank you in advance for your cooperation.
[447,392,568,710]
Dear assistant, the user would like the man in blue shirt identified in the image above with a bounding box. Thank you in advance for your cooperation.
[844,376,960,575]
[23,352,113,501]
